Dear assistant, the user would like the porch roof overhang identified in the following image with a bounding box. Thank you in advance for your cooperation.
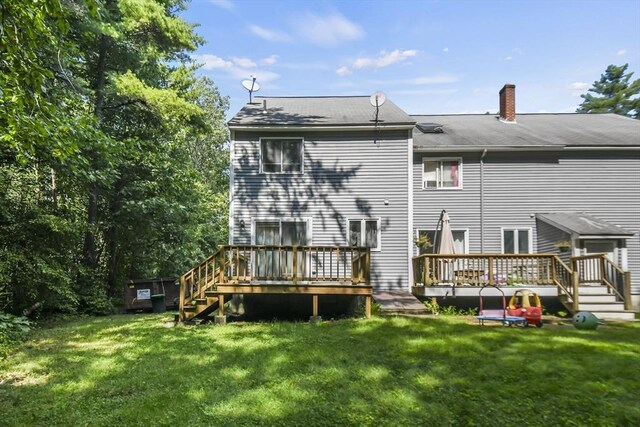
[536,212,634,239]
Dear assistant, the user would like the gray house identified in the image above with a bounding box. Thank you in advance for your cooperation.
[178,85,640,322]
[228,97,415,290]
[411,86,640,315]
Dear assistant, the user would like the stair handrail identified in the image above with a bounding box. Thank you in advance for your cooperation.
[600,255,630,307]
[570,254,631,310]
[179,248,225,321]
[552,256,573,295]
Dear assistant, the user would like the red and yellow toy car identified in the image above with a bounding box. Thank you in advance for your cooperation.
[507,289,543,328]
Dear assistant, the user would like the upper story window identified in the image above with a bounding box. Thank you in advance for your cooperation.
[260,138,303,173]
[348,219,381,251]
[423,158,462,189]
[502,228,532,254]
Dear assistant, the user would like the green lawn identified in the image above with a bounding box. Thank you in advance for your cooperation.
[1,315,639,426]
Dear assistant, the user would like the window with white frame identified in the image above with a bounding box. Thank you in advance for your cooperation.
[502,228,532,254]
[253,219,310,245]
[416,229,468,255]
[260,138,303,173]
[423,158,462,189]
[348,219,381,250]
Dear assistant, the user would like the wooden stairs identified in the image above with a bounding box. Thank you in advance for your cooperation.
[179,249,226,322]
[560,284,635,321]
[557,255,635,321]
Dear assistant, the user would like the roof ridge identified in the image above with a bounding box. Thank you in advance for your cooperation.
[253,95,370,99]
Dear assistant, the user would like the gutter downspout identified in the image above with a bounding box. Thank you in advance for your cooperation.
[480,149,488,252]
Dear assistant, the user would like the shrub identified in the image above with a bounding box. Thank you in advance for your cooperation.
[0,312,32,356]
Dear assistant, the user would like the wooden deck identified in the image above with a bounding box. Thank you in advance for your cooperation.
[179,245,372,321]
[412,253,632,315]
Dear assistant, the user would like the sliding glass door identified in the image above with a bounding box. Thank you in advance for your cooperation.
[253,219,309,280]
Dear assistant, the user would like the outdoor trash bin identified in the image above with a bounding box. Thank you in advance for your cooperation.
[151,294,166,313]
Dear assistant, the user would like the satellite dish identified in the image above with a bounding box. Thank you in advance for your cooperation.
[241,77,260,103]
[370,91,386,108]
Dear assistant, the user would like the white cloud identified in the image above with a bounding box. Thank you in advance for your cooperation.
[617,49,627,56]
[232,57,257,68]
[294,12,364,46]
[261,55,279,66]
[570,82,590,91]
[249,25,292,42]
[338,49,417,75]
[193,54,233,69]
[209,0,234,10]
[280,61,329,70]
[336,66,351,76]
[504,55,513,61]
[194,54,280,83]
[569,81,590,96]
[353,49,417,69]
[228,68,280,83]
[443,47,449,52]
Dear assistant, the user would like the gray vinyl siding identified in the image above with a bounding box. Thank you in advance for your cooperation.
[232,130,410,290]
[413,150,640,293]
[536,219,571,265]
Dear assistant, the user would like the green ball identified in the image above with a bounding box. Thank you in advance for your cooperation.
[574,311,599,330]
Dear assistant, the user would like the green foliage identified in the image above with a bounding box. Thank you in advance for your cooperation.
[1,315,639,425]
[577,64,640,119]
[0,312,32,356]
[424,298,477,315]
[0,0,230,315]
[414,234,433,250]
[507,274,524,286]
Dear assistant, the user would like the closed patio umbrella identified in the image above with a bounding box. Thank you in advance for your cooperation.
[438,211,456,255]
[437,210,456,283]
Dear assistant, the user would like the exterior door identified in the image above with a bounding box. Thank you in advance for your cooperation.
[253,220,308,280]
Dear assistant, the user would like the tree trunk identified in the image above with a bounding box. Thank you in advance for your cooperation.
[82,32,109,272]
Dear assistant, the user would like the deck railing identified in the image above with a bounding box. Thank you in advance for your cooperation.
[412,253,631,311]
[412,254,563,287]
[221,245,370,284]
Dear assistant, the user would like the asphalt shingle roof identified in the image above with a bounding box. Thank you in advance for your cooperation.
[536,212,634,236]
[412,113,640,149]
[228,96,416,127]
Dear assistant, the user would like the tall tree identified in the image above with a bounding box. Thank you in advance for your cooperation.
[1,0,230,315]
[577,64,640,119]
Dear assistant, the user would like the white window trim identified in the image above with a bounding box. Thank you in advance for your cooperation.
[259,137,305,174]
[421,157,463,190]
[500,227,533,254]
[415,228,469,256]
[250,217,313,245]
[347,218,382,252]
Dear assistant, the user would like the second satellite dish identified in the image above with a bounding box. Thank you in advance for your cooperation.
[242,77,260,103]
[370,91,386,108]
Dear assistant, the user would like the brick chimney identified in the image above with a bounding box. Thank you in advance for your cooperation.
[499,83,516,122]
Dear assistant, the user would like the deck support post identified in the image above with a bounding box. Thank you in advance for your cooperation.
[365,295,372,318]
[571,269,580,313]
[310,295,321,323]
[215,294,226,324]
[624,271,632,311]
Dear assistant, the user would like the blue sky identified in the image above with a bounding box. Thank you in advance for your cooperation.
[181,0,640,118]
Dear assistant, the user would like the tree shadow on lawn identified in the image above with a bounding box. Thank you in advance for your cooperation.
[0,314,639,426]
